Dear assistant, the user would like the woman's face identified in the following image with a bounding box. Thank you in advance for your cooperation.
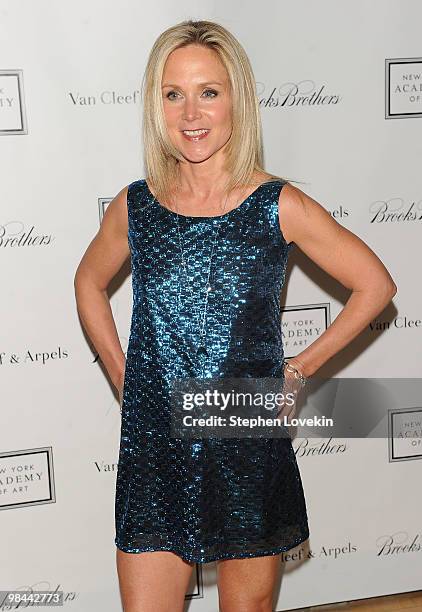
[161,44,233,166]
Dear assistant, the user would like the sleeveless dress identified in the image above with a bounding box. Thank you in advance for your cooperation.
[114,177,309,563]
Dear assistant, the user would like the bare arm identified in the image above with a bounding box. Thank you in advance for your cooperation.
[74,185,130,394]
[279,183,397,378]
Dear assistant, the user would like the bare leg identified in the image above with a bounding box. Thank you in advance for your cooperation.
[116,548,195,612]
[216,554,281,612]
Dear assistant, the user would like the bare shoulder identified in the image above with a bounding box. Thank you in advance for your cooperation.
[278,182,341,245]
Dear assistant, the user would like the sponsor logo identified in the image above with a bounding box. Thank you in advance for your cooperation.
[389,407,422,461]
[0,69,27,135]
[0,447,55,510]
[257,81,341,109]
[281,303,331,358]
[369,198,422,223]
[385,57,422,119]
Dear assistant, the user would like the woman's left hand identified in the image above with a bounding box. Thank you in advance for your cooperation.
[276,359,306,424]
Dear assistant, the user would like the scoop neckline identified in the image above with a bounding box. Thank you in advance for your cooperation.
[144,178,277,220]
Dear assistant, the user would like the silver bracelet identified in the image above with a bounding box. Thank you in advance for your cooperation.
[283,361,308,387]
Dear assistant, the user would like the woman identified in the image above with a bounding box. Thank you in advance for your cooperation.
[74,19,397,612]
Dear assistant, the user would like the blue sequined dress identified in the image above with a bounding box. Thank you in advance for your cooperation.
[114,178,309,563]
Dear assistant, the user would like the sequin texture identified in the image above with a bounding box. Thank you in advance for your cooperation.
[114,178,310,563]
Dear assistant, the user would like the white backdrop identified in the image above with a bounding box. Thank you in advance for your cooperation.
[1,0,421,610]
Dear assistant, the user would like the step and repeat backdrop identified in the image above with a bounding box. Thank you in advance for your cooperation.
[1,0,421,610]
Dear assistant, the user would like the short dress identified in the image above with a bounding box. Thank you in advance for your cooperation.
[114,177,310,563]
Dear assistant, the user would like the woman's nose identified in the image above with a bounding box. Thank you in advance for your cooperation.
[182,97,201,120]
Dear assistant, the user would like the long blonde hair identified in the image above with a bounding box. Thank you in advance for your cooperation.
[141,19,289,204]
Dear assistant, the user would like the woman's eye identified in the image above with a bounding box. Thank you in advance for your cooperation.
[166,90,179,100]
[165,89,218,101]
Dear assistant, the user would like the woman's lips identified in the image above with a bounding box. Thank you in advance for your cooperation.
[181,129,210,142]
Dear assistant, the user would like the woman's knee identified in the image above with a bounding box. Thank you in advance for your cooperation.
[116,548,194,611]
[218,593,273,612]
[216,555,280,612]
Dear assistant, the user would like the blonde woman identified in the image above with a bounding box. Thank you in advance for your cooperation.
[74,19,397,612]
